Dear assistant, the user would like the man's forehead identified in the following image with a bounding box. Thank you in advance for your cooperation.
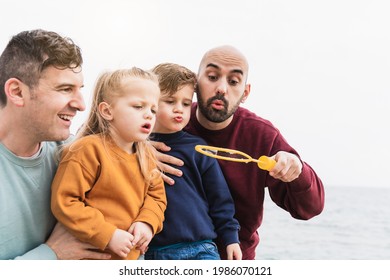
[200,46,248,74]
[39,66,84,85]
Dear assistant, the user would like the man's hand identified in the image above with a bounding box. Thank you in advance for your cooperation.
[151,141,184,185]
[269,151,303,182]
[46,223,111,260]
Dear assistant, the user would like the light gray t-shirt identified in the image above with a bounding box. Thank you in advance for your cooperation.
[0,141,65,259]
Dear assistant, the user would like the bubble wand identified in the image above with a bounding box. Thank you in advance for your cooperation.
[195,145,276,171]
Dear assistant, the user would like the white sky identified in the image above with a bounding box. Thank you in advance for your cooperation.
[1,0,389,189]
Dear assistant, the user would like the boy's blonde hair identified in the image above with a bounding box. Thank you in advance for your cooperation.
[152,63,197,97]
[77,67,160,184]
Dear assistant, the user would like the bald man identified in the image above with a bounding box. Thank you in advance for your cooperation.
[156,45,325,260]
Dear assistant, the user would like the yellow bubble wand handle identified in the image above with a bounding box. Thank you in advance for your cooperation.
[195,145,276,171]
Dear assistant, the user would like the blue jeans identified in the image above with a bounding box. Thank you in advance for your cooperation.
[145,240,221,260]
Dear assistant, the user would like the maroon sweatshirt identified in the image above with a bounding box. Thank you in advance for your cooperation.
[185,104,324,260]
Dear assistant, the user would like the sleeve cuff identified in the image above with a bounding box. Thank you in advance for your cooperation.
[288,162,313,193]
[14,244,58,260]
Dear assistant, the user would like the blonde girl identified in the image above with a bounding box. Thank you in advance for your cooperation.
[51,67,166,260]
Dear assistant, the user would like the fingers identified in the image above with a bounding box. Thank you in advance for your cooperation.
[139,246,149,255]
[128,222,153,253]
[115,236,134,258]
[157,153,184,170]
[158,161,183,177]
[118,246,131,258]
[269,152,302,182]
[151,141,184,186]
[234,250,243,260]
[52,236,112,260]
[131,231,150,249]
[226,244,242,260]
[128,223,142,246]
[81,249,112,260]
[134,238,150,255]
[227,251,233,260]
[271,166,300,182]
[151,141,171,152]
[160,171,176,186]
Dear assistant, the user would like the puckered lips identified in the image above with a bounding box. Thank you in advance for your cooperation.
[174,116,183,123]
[211,100,225,110]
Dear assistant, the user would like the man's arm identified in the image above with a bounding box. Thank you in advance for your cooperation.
[267,153,324,220]
[46,223,111,260]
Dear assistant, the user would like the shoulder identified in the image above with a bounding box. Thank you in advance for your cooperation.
[70,134,102,148]
[61,134,105,159]
[44,135,73,151]
[235,107,273,125]
[234,107,280,134]
[180,131,208,145]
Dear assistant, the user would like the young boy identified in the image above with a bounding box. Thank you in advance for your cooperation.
[146,63,241,260]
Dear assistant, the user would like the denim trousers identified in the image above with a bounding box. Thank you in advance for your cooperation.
[145,240,221,260]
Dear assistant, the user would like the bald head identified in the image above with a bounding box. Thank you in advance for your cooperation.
[199,45,249,78]
[195,45,251,129]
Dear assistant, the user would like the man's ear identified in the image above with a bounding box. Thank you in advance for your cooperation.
[241,83,251,103]
[4,78,25,107]
[98,102,113,120]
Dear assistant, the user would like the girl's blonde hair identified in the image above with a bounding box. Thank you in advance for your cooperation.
[77,67,160,185]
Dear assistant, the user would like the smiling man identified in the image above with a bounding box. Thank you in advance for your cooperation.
[0,29,110,260]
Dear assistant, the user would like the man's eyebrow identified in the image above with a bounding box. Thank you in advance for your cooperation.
[55,83,84,88]
[231,69,244,75]
[206,63,220,70]
[206,63,243,75]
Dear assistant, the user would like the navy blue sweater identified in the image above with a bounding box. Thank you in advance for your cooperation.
[149,131,240,248]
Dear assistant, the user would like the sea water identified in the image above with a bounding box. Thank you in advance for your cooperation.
[256,186,390,259]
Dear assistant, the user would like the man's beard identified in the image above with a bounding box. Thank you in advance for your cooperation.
[197,93,242,123]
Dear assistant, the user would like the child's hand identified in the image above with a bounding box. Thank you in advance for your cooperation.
[226,243,242,260]
[128,222,153,254]
[107,229,134,258]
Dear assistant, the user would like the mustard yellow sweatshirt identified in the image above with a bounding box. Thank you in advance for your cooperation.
[51,134,166,260]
